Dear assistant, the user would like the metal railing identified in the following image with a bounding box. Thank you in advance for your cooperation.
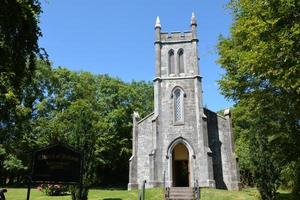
[0,189,7,200]
[194,179,200,200]
[164,187,170,200]
[163,170,165,193]
[138,180,146,200]
[163,171,170,200]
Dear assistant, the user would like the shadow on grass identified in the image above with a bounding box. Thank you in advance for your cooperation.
[92,187,127,191]
[103,198,122,200]
[51,193,70,196]
[278,192,295,200]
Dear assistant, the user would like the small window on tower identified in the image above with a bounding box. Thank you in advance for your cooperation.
[178,49,184,74]
[168,50,175,75]
[173,88,184,124]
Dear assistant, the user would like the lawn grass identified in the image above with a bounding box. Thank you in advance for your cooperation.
[200,188,259,200]
[3,187,293,200]
[5,188,140,200]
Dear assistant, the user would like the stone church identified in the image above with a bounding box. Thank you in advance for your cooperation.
[128,13,240,190]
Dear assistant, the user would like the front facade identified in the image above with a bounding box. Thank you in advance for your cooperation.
[128,14,240,190]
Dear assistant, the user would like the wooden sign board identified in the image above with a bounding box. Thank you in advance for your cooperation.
[31,143,82,183]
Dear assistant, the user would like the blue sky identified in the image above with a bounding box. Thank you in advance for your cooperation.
[39,0,233,112]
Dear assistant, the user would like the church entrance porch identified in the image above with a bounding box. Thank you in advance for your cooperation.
[172,143,190,187]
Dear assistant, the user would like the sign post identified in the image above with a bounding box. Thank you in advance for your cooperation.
[26,176,31,200]
[27,143,82,200]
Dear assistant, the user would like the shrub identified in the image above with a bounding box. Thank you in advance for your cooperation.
[38,184,68,196]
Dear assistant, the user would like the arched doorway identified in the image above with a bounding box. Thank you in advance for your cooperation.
[172,143,189,187]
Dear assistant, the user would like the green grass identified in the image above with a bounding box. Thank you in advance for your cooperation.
[200,188,259,200]
[5,188,140,200]
[4,187,293,200]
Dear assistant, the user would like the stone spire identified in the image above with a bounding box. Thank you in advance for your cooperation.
[191,12,197,40]
[155,16,161,28]
[154,16,161,78]
[191,12,197,25]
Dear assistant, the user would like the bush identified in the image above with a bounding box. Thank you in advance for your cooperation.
[38,184,68,196]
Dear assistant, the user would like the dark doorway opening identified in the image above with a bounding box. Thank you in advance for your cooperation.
[172,143,189,187]
[174,160,189,186]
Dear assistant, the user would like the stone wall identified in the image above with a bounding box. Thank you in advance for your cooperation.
[136,113,154,187]
[205,108,240,190]
[205,108,227,189]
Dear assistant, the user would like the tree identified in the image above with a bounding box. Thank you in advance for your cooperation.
[32,68,99,199]
[0,0,46,183]
[0,60,51,184]
[32,65,154,196]
[55,100,99,200]
[217,0,300,199]
[229,105,254,187]
[90,76,153,185]
[0,51,154,190]
[0,0,46,130]
[231,101,281,199]
[0,1,153,191]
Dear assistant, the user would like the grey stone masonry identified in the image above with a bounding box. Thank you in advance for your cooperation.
[128,14,240,190]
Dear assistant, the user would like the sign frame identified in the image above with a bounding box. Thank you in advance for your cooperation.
[26,143,84,200]
[31,143,83,184]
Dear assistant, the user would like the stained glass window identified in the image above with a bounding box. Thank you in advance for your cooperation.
[174,89,183,122]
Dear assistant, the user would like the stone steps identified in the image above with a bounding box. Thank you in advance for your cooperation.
[166,187,195,200]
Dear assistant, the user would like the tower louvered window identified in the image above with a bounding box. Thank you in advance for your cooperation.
[178,49,184,73]
[174,89,183,122]
[169,50,175,75]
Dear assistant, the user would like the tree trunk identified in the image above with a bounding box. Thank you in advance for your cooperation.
[70,185,88,200]
[292,159,300,199]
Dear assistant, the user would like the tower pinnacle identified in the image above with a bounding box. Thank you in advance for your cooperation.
[191,12,197,40]
[155,16,161,28]
[191,12,197,26]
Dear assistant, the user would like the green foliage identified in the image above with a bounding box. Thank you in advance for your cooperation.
[0,55,153,191]
[231,104,254,186]
[59,99,99,200]
[0,1,154,191]
[231,102,281,199]
[26,63,153,198]
[250,131,280,199]
[38,184,68,196]
[292,160,300,199]
[0,0,46,182]
[3,154,27,173]
[218,0,300,199]
[0,0,44,96]
[0,0,45,133]
[0,145,5,156]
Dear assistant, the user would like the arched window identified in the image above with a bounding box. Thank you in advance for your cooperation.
[168,50,175,75]
[173,88,184,123]
[178,49,184,74]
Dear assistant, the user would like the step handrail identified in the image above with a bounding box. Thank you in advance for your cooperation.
[194,179,200,200]
[164,187,170,200]
[163,171,170,200]
[138,180,146,200]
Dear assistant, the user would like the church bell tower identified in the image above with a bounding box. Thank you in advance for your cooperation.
[128,13,240,191]
[153,13,203,116]
[151,13,216,188]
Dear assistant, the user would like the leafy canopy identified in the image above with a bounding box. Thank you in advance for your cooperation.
[218,0,300,199]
